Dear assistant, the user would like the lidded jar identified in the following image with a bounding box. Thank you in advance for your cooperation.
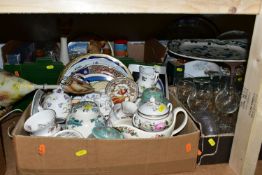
[133,97,173,132]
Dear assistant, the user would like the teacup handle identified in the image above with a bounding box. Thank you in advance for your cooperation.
[171,107,188,136]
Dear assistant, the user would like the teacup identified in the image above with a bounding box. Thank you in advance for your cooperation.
[66,101,105,138]
[41,88,72,123]
[24,109,60,136]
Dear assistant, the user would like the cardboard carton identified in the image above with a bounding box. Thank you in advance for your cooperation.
[13,96,200,175]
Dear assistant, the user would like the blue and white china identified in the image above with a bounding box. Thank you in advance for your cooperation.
[167,39,247,62]
[41,88,72,123]
[112,107,188,139]
[92,127,124,139]
[184,60,222,78]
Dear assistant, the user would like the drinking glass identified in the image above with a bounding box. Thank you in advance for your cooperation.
[187,78,212,113]
[176,79,195,107]
[215,62,242,114]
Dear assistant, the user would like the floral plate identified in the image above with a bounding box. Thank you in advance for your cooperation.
[167,39,248,62]
[105,77,139,104]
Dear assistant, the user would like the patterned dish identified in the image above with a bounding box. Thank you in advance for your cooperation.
[167,39,248,62]
[59,54,133,86]
[105,77,139,104]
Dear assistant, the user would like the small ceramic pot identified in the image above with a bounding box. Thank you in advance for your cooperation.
[24,109,60,136]
[41,88,72,123]
[66,101,105,138]
[133,97,173,132]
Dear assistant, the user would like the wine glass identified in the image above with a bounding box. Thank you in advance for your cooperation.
[215,62,242,114]
[187,78,212,113]
[176,79,195,107]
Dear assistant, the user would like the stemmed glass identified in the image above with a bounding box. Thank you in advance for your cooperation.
[187,78,213,113]
[215,62,242,114]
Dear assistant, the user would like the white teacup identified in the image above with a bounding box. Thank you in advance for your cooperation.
[24,110,60,136]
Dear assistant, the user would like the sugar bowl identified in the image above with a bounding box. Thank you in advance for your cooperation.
[133,97,173,132]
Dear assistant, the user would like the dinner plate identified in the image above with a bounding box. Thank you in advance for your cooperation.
[167,39,248,62]
[59,54,132,86]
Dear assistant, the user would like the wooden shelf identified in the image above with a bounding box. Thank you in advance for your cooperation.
[0,1,262,175]
[0,0,260,14]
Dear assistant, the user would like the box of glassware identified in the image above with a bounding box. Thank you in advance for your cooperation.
[12,96,200,175]
[170,83,239,165]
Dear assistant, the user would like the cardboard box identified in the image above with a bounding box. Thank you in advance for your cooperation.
[0,133,6,175]
[13,98,200,175]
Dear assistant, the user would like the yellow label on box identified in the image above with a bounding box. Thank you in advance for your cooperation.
[208,138,216,147]
[46,65,54,70]
[75,149,88,157]
[176,68,183,72]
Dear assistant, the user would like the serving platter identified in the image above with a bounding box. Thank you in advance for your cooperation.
[167,39,248,63]
[59,54,132,84]
[59,54,133,92]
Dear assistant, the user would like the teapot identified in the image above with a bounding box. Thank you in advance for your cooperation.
[41,88,72,123]
[133,97,173,132]
[112,107,188,139]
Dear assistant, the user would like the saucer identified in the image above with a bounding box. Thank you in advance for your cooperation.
[31,124,61,137]
[54,129,84,138]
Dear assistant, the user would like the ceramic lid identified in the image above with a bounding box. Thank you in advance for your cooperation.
[138,97,170,117]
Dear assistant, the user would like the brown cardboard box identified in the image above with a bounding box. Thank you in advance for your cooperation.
[0,133,6,175]
[12,97,200,175]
